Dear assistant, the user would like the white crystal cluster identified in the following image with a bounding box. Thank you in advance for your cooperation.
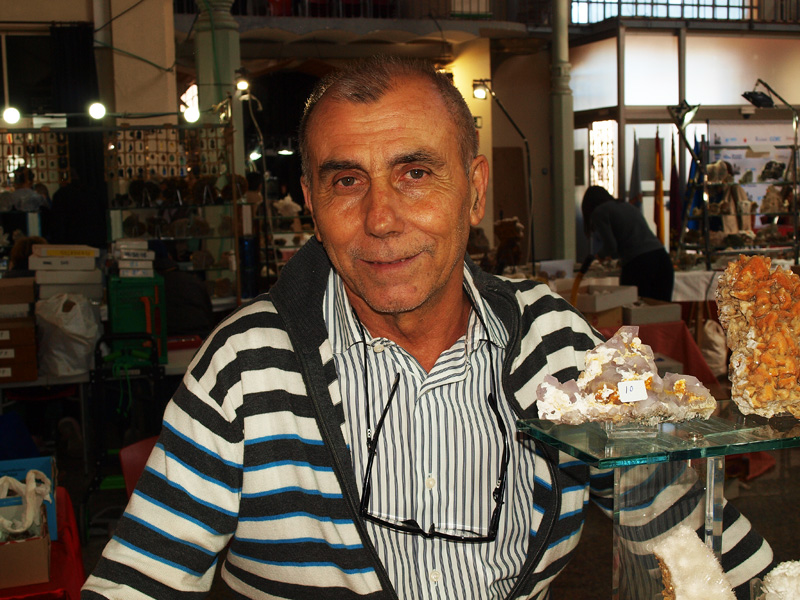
[535,326,717,425]
[652,525,735,600]
[763,561,800,600]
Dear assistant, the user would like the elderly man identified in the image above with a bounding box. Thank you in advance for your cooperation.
[83,56,771,599]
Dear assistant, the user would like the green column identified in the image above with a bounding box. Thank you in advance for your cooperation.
[551,0,576,260]
[195,0,246,177]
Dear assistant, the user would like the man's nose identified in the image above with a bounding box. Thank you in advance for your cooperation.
[363,177,403,237]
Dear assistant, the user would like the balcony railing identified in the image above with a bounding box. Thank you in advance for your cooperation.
[571,0,800,23]
[173,0,800,25]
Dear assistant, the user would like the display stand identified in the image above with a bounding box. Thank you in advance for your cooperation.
[518,401,800,599]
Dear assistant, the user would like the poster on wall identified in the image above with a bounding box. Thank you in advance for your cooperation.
[708,120,796,220]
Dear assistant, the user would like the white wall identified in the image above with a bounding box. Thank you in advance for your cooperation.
[452,38,494,243]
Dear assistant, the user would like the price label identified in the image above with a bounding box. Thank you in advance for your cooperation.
[0,349,13,359]
[618,379,647,403]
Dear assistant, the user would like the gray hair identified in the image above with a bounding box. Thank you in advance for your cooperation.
[298,55,478,184]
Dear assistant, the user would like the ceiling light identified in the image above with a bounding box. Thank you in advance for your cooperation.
[3,107,21,125]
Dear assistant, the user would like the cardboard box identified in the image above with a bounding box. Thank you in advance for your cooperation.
[653,353,683,376]
[38,282,104,301]
[623,298,682,325]
[0,344,38,383]
[0,317,37,348]
[0,278,35,305]
[565,285,638,313]
[31,244,99,258]
[0,303,32,319]
[0,506,50,589]
[582,306,623,330]
[35,268,103,285]
[0,457,57,540]
[28,255,96,271]
[538,259,574,279]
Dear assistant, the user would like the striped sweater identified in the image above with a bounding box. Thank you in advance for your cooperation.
[82,239,772,599]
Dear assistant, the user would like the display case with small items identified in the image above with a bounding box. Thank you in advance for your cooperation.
[261,181,314,285]
[104,124,242,301]
[678,121,799,269]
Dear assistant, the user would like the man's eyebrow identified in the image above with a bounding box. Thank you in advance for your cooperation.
[317,159,364,181]
[316,150,446,180]
[390,150,445,168]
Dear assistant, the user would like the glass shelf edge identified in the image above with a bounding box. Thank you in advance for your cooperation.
[517,408,800,469]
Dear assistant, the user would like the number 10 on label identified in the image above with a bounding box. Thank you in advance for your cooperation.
[618,380,647,403]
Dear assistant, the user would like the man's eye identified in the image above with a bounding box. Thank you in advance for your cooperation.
[408,169,427,180]
[335,176,357,187]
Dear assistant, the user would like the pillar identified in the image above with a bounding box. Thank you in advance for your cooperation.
[551,0,576,260]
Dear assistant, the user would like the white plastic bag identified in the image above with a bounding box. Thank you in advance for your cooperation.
[0,469,51,542]
[35,293,101,377]
[700,319,728,377]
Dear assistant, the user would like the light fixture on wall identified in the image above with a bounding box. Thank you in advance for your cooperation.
[472,81,490,100]
[472,78,535,264]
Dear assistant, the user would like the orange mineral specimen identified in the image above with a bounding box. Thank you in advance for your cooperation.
[716,255,800,418]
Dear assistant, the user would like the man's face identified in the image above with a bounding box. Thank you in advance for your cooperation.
[302,76,487,318]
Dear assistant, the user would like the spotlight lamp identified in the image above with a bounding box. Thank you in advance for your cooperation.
[88,102,107,120]
[472,80,490,100]
[2,107,21,125]
[742,90,774,108]
[235,68,250,92]
[667,99,700,130]
[249,148,262,161]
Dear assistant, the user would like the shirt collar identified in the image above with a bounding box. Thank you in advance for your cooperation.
[325,263,507,357]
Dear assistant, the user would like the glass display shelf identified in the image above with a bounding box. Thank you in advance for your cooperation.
[518,401,800,599]
[517,400,800,469]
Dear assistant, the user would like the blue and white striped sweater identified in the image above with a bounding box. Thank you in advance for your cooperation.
[82,239,771,599]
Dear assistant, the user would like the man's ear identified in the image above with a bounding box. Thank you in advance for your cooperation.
[469,155,488,226]
[301,178,322,242]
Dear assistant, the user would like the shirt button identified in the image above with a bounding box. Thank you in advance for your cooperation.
[373,343,385,353]
[429,569,442,584]
[425,475,436,489]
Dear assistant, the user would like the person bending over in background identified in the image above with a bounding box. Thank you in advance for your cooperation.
[582,185,674,302]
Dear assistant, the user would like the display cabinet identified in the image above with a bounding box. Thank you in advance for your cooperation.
[678,121,799,269]
[518,401,800,599]
[0,128,69,270]
[103,124,245,301]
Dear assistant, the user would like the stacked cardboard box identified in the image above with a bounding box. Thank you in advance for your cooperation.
[0,456,58,589]
[561,285,639,330]
[0,278,37,383]
[31,244,103,301]
[112,239,155,278]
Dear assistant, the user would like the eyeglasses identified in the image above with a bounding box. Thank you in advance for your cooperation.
[357,342,509,543]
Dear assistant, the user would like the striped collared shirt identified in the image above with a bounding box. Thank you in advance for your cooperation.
[323,266,538,600]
